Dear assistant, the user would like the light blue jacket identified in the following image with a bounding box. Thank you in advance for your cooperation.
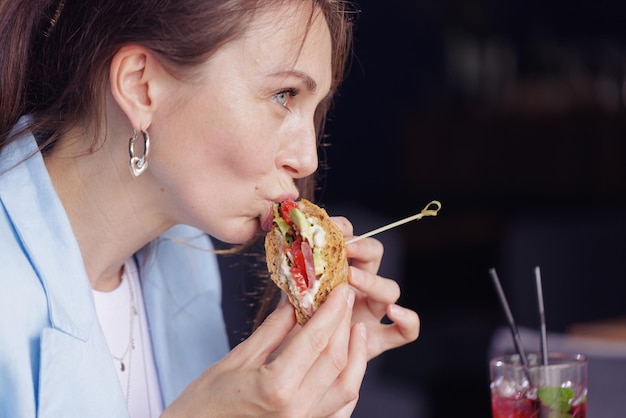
[0,121,230,417]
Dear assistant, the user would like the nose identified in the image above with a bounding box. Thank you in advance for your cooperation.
[279,121,319,178]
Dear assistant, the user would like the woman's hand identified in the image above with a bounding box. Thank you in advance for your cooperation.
[332,216,420,361]
[162,283,368,418]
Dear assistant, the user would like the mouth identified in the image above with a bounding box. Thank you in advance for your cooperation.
[261,194,299,231]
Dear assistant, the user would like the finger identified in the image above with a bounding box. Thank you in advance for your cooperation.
[386,304,420,343]
[330,216,354,238]
[326,400,358,418]
[314,323,368,417]
[235,302,297,364]
[346,237,383,274]
[266,285,355,379]
[349,266,400,306]
[368,305,420,357]
[298,288,355,403]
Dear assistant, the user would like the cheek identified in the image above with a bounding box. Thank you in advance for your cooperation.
[164,86,280,183]
[198,125,278,185]
[210,117,281,177]
[222,144,276,180]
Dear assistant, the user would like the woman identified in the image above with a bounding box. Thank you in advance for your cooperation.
[0,0,420,417]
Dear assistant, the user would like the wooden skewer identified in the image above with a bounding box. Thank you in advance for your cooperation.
[345,200,442,244]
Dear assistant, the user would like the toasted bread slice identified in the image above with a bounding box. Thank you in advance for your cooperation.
[265,199,349,325]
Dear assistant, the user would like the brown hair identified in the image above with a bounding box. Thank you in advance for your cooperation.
[0,0,354,174]
[0,0,355,333]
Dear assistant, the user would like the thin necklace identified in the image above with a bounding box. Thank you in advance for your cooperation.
[110,271,137,373]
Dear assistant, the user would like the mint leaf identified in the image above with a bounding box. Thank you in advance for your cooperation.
[538,386,574,413]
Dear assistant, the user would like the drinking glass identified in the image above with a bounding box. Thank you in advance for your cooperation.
[489,352,587,418]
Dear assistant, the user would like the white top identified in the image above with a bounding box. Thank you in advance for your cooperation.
[93,258,164,418]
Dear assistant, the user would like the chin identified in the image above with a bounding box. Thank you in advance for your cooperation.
[211,220,261,245]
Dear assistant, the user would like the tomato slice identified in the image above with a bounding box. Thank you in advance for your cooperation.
[290,268,308,292]
[289,237,308,292]
[279,201,298,225]
[281,202,308,293]
[290,238,306,275]
[300,241,316,289]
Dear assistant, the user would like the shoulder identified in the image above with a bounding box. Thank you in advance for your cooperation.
[0,221,50,413]
[0,202,51,332]
[138,225,222,297]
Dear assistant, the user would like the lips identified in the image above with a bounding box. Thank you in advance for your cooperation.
[261,194,299,231]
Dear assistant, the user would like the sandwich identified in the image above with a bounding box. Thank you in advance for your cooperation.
[265,199,349,325]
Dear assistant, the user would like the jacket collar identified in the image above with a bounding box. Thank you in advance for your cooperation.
[0,121,95,341]
[135,226,230,405]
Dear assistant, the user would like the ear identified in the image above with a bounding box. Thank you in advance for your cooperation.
[109,45,164,130]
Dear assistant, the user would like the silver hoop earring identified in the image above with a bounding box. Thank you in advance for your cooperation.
[128,129,150,177]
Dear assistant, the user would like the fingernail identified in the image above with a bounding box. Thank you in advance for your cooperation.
[344,286,355,308]
[278,292,289,306]
[389,304,405,317]
[348,267,361,285]
[358,323,367,341]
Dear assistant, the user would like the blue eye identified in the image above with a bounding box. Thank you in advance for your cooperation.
[273,88,297,107]
[274,92,288,106]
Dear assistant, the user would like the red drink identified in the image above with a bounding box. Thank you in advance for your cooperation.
[489,353,587,418]
[491,390,587,417]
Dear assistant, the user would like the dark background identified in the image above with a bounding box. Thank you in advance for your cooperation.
[318,0,626,416]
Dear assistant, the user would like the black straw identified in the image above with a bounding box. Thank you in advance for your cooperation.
[535,266,549,365]
[489,268,529,367]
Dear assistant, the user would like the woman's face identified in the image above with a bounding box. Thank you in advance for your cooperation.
[149,3,332,243]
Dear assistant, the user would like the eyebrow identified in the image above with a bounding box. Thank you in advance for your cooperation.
[270,70,318,92]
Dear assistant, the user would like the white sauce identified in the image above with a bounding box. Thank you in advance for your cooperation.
[306,216,326,248]
[299,278,322,316]
[279,215,327,317]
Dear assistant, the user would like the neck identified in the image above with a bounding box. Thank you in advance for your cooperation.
[44,126,172,291]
